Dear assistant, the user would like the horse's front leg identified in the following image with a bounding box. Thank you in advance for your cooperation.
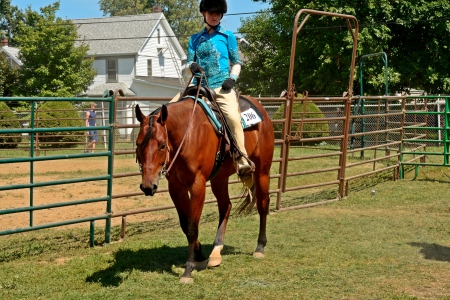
[208,177,232,267]
[170,179,207,284]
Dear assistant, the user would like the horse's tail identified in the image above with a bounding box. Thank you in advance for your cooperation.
[235,184,256,215]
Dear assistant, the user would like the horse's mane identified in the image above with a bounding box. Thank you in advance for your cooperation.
[149,106,162,115]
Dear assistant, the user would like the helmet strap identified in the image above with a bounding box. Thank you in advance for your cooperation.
[205,20,220,33]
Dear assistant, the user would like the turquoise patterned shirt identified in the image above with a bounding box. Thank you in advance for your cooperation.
[187,25,242,89]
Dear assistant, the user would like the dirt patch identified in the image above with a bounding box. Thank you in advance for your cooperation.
[0,157,174,232]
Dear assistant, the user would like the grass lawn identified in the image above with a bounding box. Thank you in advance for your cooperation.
[1,174,450,299]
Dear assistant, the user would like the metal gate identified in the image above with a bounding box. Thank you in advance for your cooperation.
[0,95,115,246]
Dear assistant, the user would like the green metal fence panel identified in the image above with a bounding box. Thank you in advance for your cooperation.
[400,96,450,179]
[0,95,115,244]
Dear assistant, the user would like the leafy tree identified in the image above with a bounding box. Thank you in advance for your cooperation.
[0,101,21,148]
[272,102,329,144]
[98,0,203,49]
[0,51,18,96]
[13,2,97,97]
[241,0,450,96]
[36,101,84,148]
[237,11,285,96]
[0,0,24,45]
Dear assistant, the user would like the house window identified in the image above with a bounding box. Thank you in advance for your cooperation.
[147,59,152,76]
[157,28,161,44]
[107,59,117,82]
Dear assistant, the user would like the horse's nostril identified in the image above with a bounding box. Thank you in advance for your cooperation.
[140,183,158,196]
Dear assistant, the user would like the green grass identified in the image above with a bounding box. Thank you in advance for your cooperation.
[1,177,450,299]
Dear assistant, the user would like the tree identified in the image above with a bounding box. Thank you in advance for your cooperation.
[0,52,18,96]
[0,101,21,148]
[13,2,97,97]
[36,101,84,148]
[240,0,450,96]
[237,11,287,96]
[98,0,203,49]
[0,0,25,46]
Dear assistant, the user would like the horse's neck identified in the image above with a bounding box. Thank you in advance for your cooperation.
[166,101,210,146]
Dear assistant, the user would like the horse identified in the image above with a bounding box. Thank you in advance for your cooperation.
[135,93,274,284]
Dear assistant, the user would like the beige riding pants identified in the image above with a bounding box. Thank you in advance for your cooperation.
[170,87,248,157]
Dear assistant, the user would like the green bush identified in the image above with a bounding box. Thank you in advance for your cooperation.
[272,102,329,144]
[0,102,21,148]
[36,101,84,148]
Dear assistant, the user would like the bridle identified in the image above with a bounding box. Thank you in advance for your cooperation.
[136,73,206,178]
[136,119,170,180]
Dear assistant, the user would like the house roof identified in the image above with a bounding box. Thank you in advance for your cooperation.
[1,46,22,66]
[72,13,185,58]
[134,76,186,88]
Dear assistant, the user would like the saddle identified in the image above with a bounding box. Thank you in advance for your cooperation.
[182,86,264,131]
[180,85,260,180]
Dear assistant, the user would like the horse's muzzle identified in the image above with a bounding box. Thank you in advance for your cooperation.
[140,183,158,196]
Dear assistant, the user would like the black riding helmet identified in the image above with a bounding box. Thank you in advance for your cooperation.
[199,0,227,14]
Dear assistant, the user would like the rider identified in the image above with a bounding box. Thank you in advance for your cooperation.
[173,0,252,179]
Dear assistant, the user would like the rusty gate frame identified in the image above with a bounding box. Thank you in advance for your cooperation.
[281,9,359,200]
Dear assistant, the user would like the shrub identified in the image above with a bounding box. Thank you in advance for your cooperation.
[272,102,329,144]
[36,101,84,148]
[0,102,21,148]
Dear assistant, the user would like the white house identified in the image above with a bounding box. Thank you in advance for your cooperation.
[0,39,22,68]
[73,12,187,101]
[73,11,188,128]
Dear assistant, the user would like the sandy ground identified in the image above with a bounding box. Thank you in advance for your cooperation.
[0,157,176,232]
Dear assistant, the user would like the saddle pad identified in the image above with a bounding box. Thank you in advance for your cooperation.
[181,96,264,130]
[182,96,222,131]
[239,95,264,129]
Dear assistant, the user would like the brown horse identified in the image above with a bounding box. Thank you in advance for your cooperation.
[135,95,274,283]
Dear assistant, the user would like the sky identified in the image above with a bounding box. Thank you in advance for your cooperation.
[10,0,270,34]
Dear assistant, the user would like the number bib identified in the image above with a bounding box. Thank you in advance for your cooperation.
[240,108,263,129]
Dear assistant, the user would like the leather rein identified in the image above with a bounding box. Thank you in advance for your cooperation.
[159,73,206,177]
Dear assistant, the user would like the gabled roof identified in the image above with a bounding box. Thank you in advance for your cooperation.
[1,46,22,66]
[72,13,185,58]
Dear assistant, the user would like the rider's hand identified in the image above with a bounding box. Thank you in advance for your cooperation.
[221,78,235,91]
[189,63,204,74]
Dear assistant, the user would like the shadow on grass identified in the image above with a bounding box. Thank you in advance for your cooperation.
[86,244,240,287]
[409,242,450,262]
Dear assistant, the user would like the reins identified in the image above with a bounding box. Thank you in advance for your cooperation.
[162,73,205,176]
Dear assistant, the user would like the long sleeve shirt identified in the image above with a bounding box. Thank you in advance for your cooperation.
[186,25,242,89]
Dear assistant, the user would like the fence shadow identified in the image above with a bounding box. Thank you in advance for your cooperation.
[408,242,450,262]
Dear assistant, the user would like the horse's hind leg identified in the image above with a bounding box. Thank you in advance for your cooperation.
[208,177,232,267]
[253,170,271,258]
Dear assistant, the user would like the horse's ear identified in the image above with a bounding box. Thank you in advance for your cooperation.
[135,104,144,123]
[158,104,168,125]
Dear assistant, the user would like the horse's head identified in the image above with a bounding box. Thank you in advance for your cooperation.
[135,104,169,196]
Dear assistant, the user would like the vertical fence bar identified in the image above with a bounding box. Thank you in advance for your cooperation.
[104,91,115,245]
[90,221,95,247]
[445,97,449,165]
[338,97,352,198]
[29,100,35,226]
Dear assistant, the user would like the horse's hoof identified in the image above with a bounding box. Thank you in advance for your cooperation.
[179,276,194,284]
[253,252,265,259]
[195,259,208,271]
[207,256,222,267]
